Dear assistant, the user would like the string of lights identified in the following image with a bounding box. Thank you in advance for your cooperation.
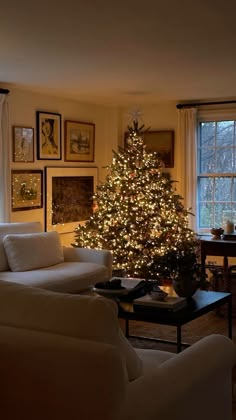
[72,121,197,279]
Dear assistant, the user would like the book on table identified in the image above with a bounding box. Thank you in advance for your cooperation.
[133,294,187,311]
[222,233,236,241]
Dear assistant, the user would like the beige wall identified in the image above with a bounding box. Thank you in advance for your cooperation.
[121,103,181,192]
[8,89,181,245]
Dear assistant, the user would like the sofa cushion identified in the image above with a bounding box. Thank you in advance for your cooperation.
[0,280,143,381]
[0,262,108,292]
[0,222,42,271]
[136,348,174,374]
[3,231,64,271]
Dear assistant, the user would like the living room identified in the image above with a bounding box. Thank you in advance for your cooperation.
[1,1,236,419]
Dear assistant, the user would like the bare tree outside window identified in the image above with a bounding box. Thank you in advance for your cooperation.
[198,120,236,231]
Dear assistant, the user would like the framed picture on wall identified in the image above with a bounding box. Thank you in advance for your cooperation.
[64,120,95,162]
[36,111,62,160]
[12,126,34,162]
[125,130,175,168]
[11,170,43,211]
[45,166,98,233]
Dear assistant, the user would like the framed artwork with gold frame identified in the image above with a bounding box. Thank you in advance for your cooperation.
[125,130,175,168]
[64,120,95,162]
[12,126,34,162]
[11,170,43,211]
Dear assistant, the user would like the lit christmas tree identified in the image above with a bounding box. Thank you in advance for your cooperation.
[72,120,198,280]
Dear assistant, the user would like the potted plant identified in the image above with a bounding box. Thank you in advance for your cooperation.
[153,237,208,298]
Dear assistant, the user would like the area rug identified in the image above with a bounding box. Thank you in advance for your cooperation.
[120,311,233,352]
[119,313,236,419]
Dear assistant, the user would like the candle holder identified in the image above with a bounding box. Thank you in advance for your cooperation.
[222,211,236,234]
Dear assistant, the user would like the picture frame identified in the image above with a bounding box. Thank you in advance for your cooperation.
[12,126,34,162]
[36,111,62,160]
[45,166,98,233]
[125,130,175,168]
[11,170,43,211]
[64,120,95,162]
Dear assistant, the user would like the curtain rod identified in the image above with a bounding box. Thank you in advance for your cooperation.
[0,88,9,94]
[176,100,236,109]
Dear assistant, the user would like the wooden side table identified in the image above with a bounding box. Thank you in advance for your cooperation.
[200,236,236,285]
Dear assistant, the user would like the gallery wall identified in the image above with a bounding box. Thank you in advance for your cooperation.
[9,88,121,245]
[8,88,180,245]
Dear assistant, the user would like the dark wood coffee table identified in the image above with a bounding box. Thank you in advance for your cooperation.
[118,290,232,353]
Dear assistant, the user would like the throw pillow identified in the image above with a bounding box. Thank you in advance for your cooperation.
[3,231,64,271]
[0,222,42,271]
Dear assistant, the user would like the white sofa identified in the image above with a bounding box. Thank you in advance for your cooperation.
[0,222,112,292]
[0,279,235,420]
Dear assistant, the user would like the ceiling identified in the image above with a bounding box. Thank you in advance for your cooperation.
[1,0,236,107]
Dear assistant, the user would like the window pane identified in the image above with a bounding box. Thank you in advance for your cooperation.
[215,203,231,227]
[199,147,215,173]
[215,177,231,201]
[231,205,236,225]
[215,148,234,173]
[216,121,234,146]
[200,122,215,147]
[233,179,236,201]
[199,177,213,201]
[199,203,213,228]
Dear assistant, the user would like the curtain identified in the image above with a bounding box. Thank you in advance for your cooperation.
[177,107,197,231]
[0,93,10,222]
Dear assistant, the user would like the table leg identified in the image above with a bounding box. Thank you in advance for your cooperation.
[125,319,129,338]
[228,295,232,339]
[177,325,182,353]
[223,256,229,289]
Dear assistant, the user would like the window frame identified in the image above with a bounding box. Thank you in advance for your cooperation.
[196,108,236,234]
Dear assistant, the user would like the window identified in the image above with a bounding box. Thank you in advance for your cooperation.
[197,116,236,232]
[0,92,10,222]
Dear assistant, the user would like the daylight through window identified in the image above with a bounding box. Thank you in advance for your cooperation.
[197,119,236,232]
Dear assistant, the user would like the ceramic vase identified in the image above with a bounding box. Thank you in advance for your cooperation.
[172,278,198,299]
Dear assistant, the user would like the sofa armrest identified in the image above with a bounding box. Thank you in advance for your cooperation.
[0,325,126,420]
[120,334,236,420]
[63,246,113,279]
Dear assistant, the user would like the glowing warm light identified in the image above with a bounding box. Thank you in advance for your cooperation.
[72,121,196,279]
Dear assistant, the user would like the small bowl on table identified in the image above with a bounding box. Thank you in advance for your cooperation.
[210,227,224,240]
[148,285,168,301]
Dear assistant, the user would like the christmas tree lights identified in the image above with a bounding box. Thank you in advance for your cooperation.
[72,120,197,279]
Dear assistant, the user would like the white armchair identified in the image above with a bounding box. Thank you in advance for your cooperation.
[0,279,235,420]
